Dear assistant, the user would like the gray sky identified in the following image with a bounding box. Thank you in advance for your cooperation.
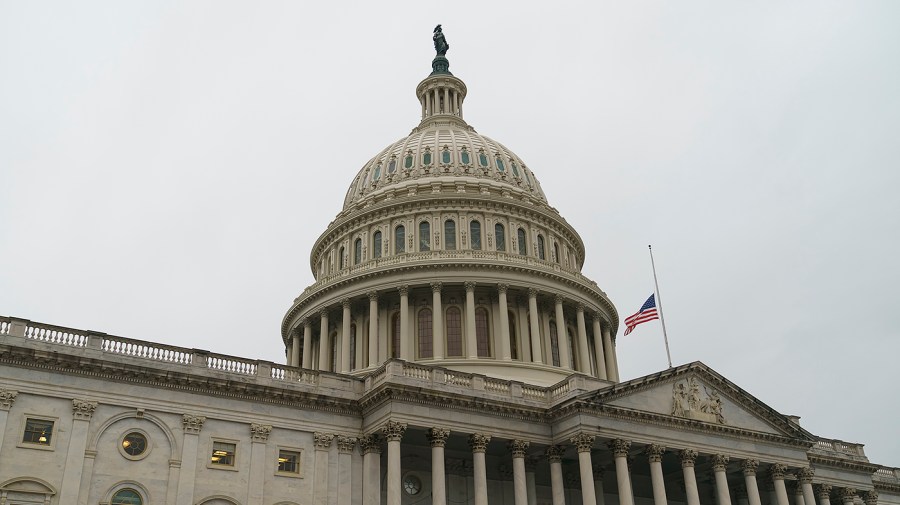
[2,1,898,466]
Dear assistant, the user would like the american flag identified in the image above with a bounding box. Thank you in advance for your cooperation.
[623,294,659,335]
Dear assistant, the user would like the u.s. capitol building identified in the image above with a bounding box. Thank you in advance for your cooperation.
[1,31,897,505]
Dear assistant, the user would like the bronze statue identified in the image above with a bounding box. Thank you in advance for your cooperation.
[433,25,449,56]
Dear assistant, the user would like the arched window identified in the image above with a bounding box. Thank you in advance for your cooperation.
[495,156,506,172]
[549,321,560,367]
[350,324,357,370]
[537,235,546,260]
[495,224,506,252]
[517,228,527,256]
[470,220,482,250]
[508,312,519,360]
[395,225,406,254]
[391,313,401,359]
[373,231,382,259]
[446,307,462,357]
[339,246,345,269]
[374,164,382,181]
[354,238,362,265]
[418,309,433,359]
[444,220,456,250]
[388,158,396,174]
[419,221,431,251]
[475,307,490,357]
[553,242,560,264]
[111,489,143,505]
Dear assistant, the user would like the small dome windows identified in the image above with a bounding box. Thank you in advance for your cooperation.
[495,156,505,173]
[511,161,520,177]
[478,149,489,168]
[441,147,451,164]
[405,150,414,169]
[388,157,397,174]
[373,164,382,181]
[422,148,432,167]
[460,148,471,165]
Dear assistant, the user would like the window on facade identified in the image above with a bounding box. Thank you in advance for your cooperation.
[508,312,519,360]
[111,489,143,505]
[395,226,406,253]
[22,418,53,445]
[373,231,382,259]
[537,235,546,260]
[549,322,561,367]
[418,309,433,359]
[405,154,414,169]
[419,221,431,251]
[350,324,357,370]
[354,239,362,265]
[444,220,456,250]
[211,441,236,466]
[554,243,560,264]
[331,331,338,371]
[391,313,401,359]
[517,228,527,256]
[479,151,489,167]
[442,149,451,164]
[446,307,462,357]
[339,247,345,269]
[495,156,505,172]
[475,307,490,357]
[423,151,432,166]
[278,450,301,474]
[470,221,482,250]
[460,148,471,165]
[373,165,382,181]
[122,432,147,456]
[495,224,506,252]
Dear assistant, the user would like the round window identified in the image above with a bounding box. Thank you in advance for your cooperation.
[119,431,150,460]
[403,474,422,495]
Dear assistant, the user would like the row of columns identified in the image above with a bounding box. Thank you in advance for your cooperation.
[420,85,463,118]
[287,283,619,381]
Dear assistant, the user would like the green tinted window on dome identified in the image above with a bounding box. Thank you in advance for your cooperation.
[511,162,520,177]
[423,152,432,166]
[479,153,488,167]
[495,157,505,172]
[523,169,532,186]
[373,165,382,181]
[461,149,470,165]
[441,149,451,164]
[404,154,413,169]
[388,160,396,173]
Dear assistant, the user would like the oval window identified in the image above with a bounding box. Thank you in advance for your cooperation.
[511,161,520,177]
[460,149,471,165]
[373,165,382,181]
[405,154,414,169]
[495,157,505,172]
[388,159,396,173]
[479,152,489,167]
[423,152,432,166]
[441,149,451,164]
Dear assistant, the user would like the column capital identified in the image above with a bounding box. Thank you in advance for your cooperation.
[464,281,477,292]
[427,427,451,447]
[72,399,97,420]
[398,284,409,296]
[342,298,351,309]
[841,488,857,503]
[367,291,379,301]
[768,463,788,480]
[359,434,383,454]
[742,459,759,476]
[645,443,666,463]
[576,303,585,313]
[712,454,730,471]
[337,435,357,454]
[319,308,329,318]
[797,466,815,483]
[182,414,206,434]
[0,388,18,410]
[509,439,530,458]
[570,433,595,453]
[469,433,491,453]
[313,432,334,450]
[382,420,407,442]
[528,287,539,298]
[864,490,878,505]
[431,282,443,293]
[249,423,272,442]
[679,449,698,468]
[545,444,564,463]
[301,317,310,327]
[497,283,509,294]
[608,438,631,457]
[554,294,564,305]
[816,484,833,500]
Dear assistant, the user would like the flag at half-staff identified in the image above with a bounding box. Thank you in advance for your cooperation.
[623,294,659,336]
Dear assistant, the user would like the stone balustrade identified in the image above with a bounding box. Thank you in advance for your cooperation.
[811,437,869,461]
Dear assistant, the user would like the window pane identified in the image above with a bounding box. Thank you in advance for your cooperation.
[444,220,456,250]
[470,221,481,250]
[391,313,401,358]
[23,418,53,445]
[112,489,143,505]
[405,154,413,169]
[479,153,489,167]
[354,239,362,265]
[495,224,506,252]
[419,222,431,251]
[350,324,357,370]
[373,232,382,259]
[442,150,451,164]
[388,159,396,173]
[339,247,345,269]
[508,312,518,360]
[373,165,382,181]
[517,228,527,256]
[278,450,301,474]
[122,432,147,456]
[461,150,470,165]
[495,157,505,172]
[537,235,545,260]
[418,309,433,359]
[211,442,236,466]
[475,308,490,357]
[395,226,405,253]
[423,152,432,166]
[446,307,462,357]
[549,323,560,367]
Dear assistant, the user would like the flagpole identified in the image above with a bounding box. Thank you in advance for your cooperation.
[648,245,673,368]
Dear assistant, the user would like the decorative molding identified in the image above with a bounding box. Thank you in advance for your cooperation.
[570,433,595,453]
[712,454,730,471]
[509,439,530,458]
[797,466,815,484]
[863,490,878,505]
[182,414,206,434]
[367,291,378,301]
[497,283,508,294]
[398,285,409,296]
[382,420,407,442]
[427,427,451,447]
[768,463,787,480]
[608,439,631,458]
[0,388,17,410]
[469,433,491,453]
[72,399,97,420]
[314,432,334,450]
[359,434,382,455]
[464,281,476,292]
[645,444,666,463]
[840,488,857,503]
[679,449,698,468]
[249,423,272,442]
[671,377,726,425]
[816,484,833,500]
[545,444,564,463]
[336,435,357,454]
[742,459,759,476]
[431,282,443,293]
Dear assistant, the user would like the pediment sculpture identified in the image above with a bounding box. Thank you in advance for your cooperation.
[672,377,726,424]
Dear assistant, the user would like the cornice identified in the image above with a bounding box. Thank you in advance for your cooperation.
[808,454,882,474]
[873,481,900,494]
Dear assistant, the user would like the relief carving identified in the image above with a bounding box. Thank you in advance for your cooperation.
[671,377,726,424]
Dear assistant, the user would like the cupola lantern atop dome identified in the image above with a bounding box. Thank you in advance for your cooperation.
[418,25,467,127]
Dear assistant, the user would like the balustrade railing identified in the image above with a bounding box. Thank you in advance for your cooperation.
[271,365,319,385]
[206,354,257,375]
[812,437,867,459]
[25,321,89,347]
[102,336,193,365]
[0,316,10,335]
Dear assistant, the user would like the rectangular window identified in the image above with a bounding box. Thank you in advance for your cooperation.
[211,441,236,466]
[23,418,54,445]
[277,449,301,474]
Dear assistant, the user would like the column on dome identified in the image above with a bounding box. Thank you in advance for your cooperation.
[337,436,356,505]
[528,289,543,363]
[712,455,733,505]
[432,282,445,359]
[383,421,407,505]
[546,445,566,505]
[645,444,667,505]
[610,440,635,505]
[454,90,460,116]
[399,285,410,360]
[742,459,763,505]
[433,88,439,115]
[341,299,352,373]
[511,440,530,505]
[428,428,450,505]
[554,295,571,368]
[680,450,701,505]
[313,433,334,505]
[576,305,591,372]
[465,282,478,358]
[302,319,313,369]
[421,95,426,119]
[318,309,330,371]
[497,284,512,360]
[592,316,608,379]
[470,434,491,505]
[368,292,379,368]
[769,464,790,505]
[602,323,619,382]
[360,434,382,505]
[291,330,301,367]
[816,485,833,505]
[444,87,449,114]
[798,468,817,505]
[572,433,597,505]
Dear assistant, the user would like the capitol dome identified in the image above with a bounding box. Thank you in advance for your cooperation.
[282,50,619,386]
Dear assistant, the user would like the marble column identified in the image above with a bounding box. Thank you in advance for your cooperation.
[59,399,97,504]
[428,428,450,505]
[249,424,272,504]
[360,434,382,505]
[792,482,806,505]
[466,282,478,358]
[573,433,597,505]
[680,449,701,505]
[554,295,571,368]
[291,331,301,367]
[498,284,512,360]
[318,309,330,371]
[713,455,733,505]
[798,468,817,505]
[470,433,491,505]
[368,292,379,367]
[590,316,608,379]
[816,485,833,505]
[341,299,352,373]
[546,445,566,505]
[383,421,407,505]
[840,489,857,505]
[610,440,635,505]
[528,288,543,363]
[735,485,749,505]
[742,459,763,505]
[511,440,531,505]
[526,456,540,505]
[602,324,618,381]
[337,436,357,505]
[769,464,790,505]
[399,285,410,360]
[432,282,445,359]
[593,463,606,505]
[645,444,667,505]
[0,389,17,456]
[313,433,334,505]
[302,319,313,369]
[176,414,205,505]
[576,305,591,372]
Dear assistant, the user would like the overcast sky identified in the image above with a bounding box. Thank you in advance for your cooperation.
[2,2,898,466]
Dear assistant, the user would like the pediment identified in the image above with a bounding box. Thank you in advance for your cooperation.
[581,362,811,440]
